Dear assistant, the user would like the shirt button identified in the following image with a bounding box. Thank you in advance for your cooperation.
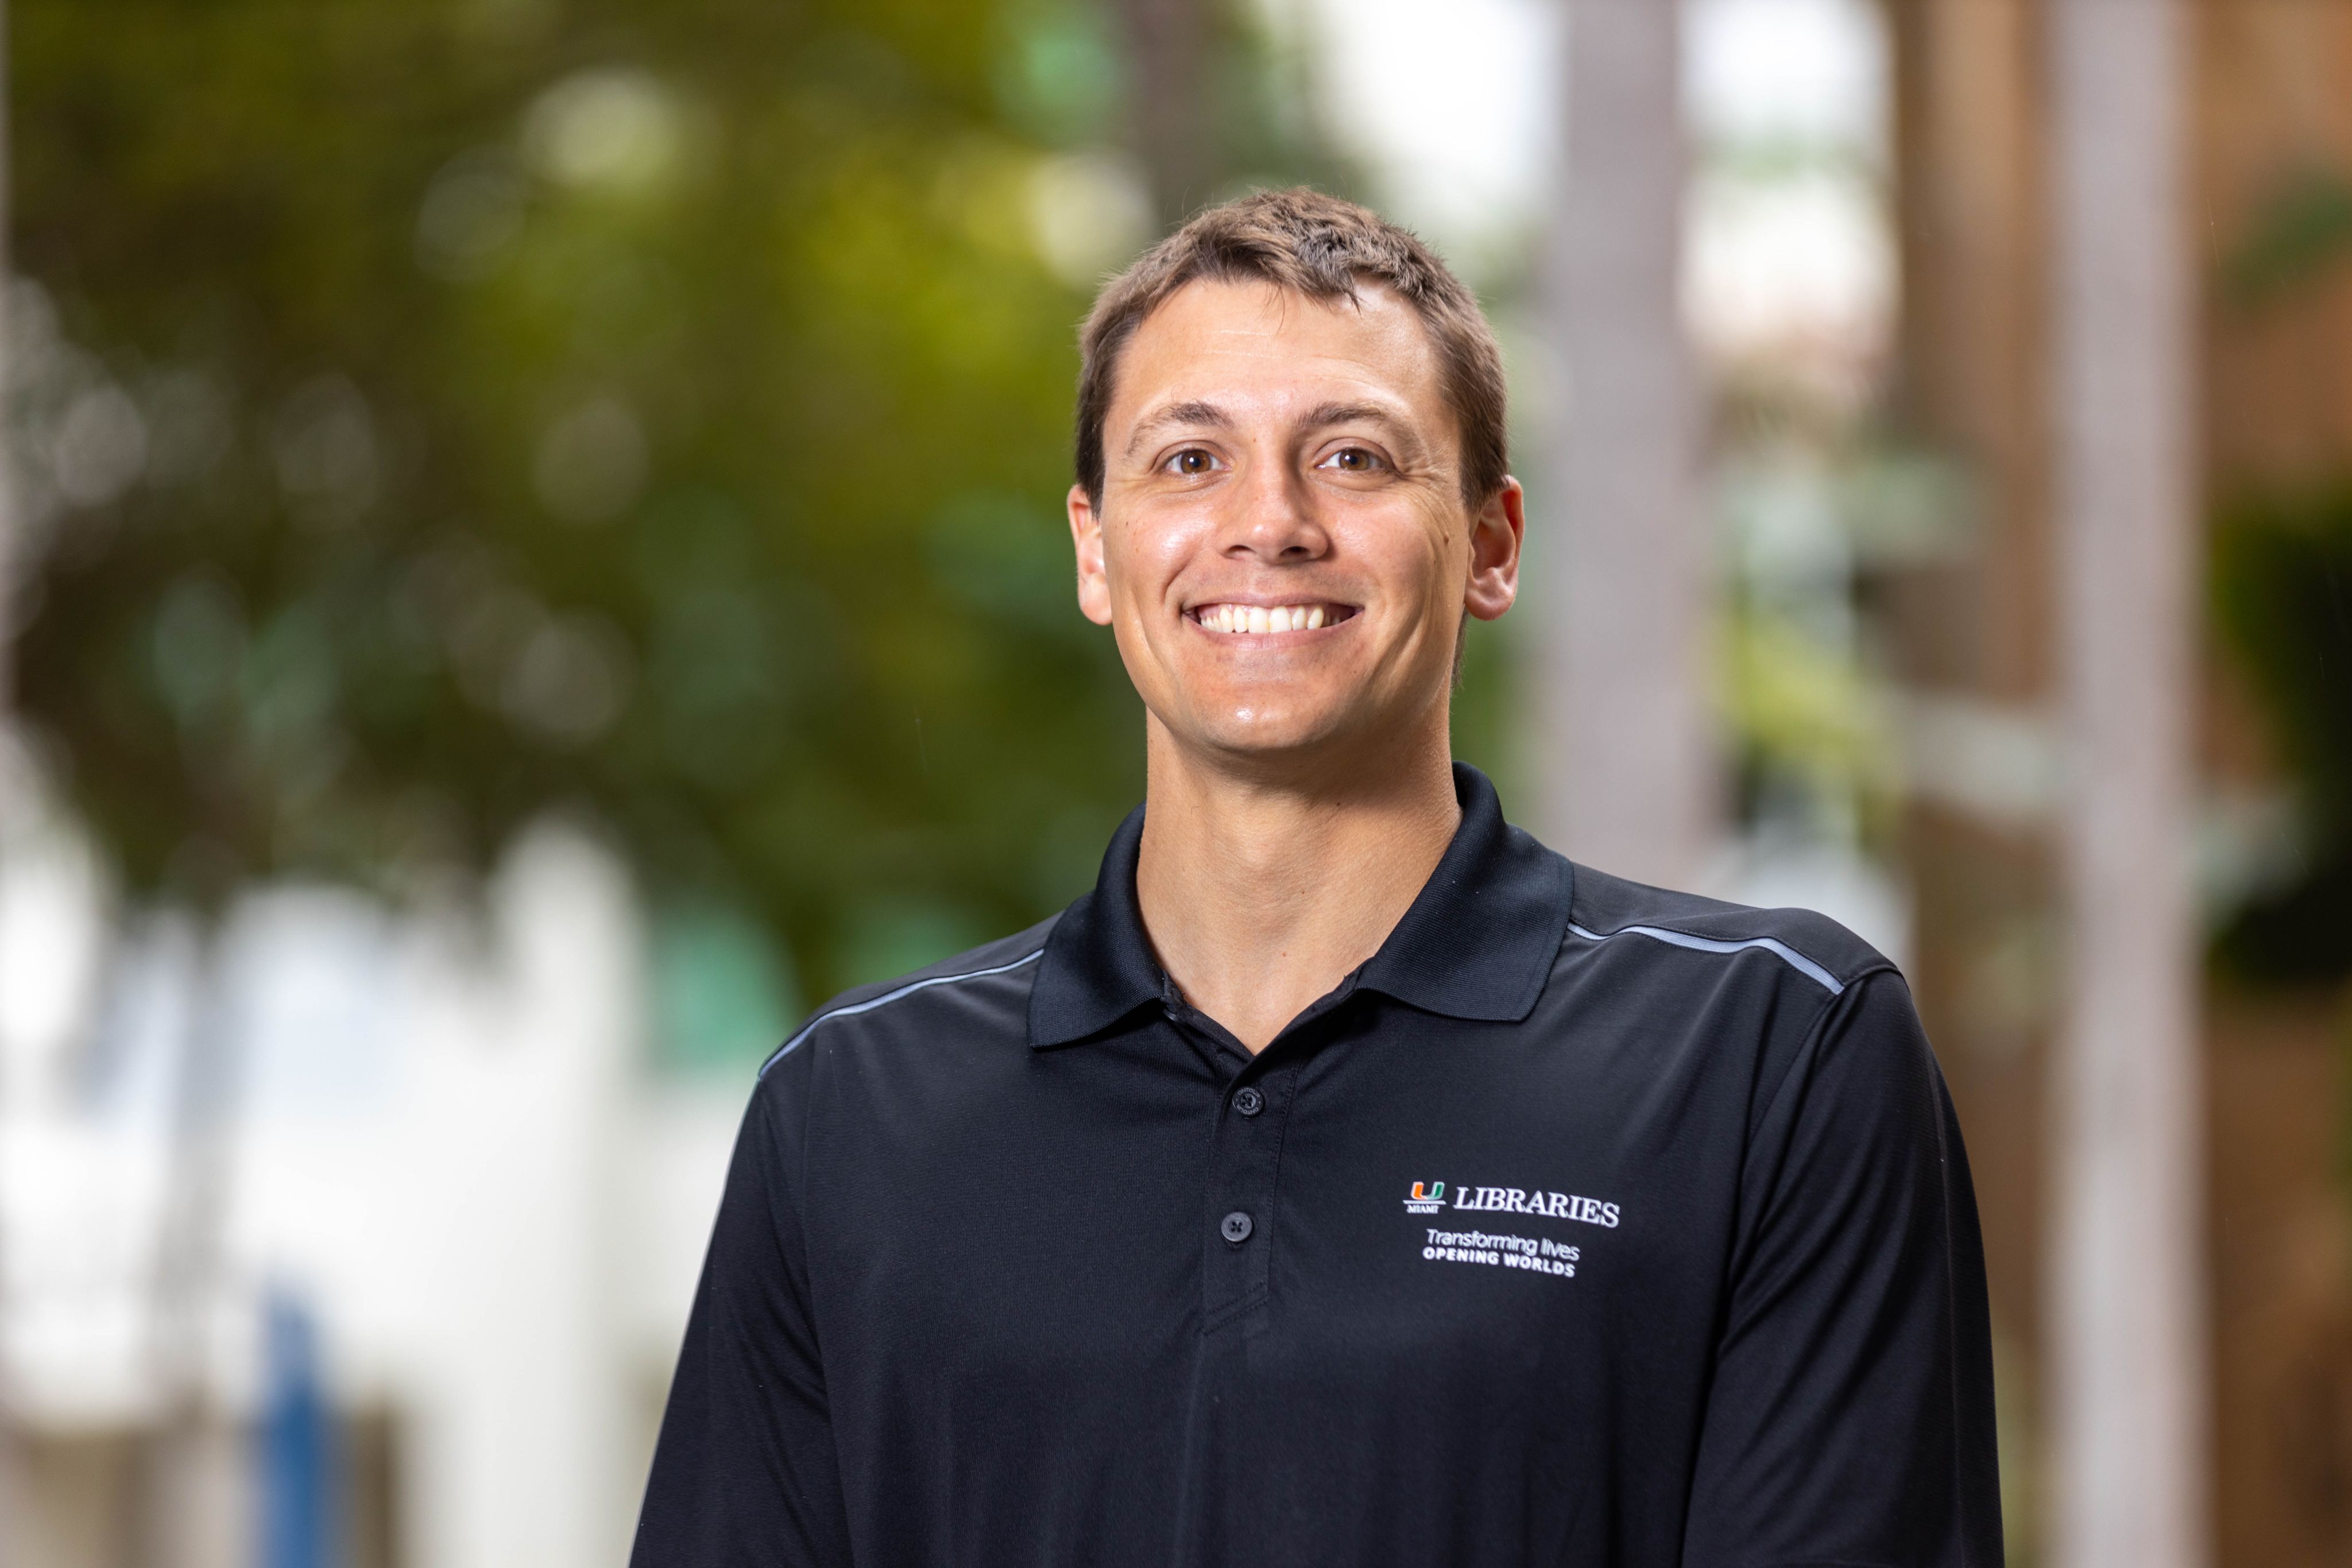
[1233,1086,1264,1117]
[1220,1211,1254,1244]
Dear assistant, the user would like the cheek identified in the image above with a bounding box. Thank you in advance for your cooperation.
[1107,506,1211,605]
[1341,512,1457,613]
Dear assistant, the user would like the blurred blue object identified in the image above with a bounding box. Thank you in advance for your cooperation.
[258,1290,339,1568]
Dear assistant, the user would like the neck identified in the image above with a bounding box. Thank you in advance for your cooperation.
[1134,716,1462,1052]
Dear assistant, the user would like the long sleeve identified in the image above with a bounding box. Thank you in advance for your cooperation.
[1680,971,2003,1567]
[632,1060,853,1566]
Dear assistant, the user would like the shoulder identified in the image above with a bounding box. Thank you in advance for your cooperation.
[1561,861,1896,1001]
[756,915,1060,1081]
[1555,865,1932,1145]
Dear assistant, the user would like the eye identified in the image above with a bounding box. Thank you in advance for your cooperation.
[1162,447,1221,477]
[1318,445,1386,474]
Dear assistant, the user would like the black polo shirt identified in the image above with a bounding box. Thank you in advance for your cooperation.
[633,765,2001,1567]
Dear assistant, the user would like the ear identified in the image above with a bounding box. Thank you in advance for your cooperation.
[1464,477,1523,621]
[1068,483,1114,626]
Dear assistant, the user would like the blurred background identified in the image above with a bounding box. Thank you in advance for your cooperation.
[0,0,2346,1563]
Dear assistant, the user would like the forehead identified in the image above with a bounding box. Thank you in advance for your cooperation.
[1109,278,1446,431]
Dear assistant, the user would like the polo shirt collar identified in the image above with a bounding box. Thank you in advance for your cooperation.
[1027,762,1572,1048]
[1026,800,1161,1048]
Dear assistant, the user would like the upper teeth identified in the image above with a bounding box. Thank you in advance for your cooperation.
[1199,603,1328,634]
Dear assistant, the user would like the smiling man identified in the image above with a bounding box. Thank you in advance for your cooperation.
[633,190,2001,1567]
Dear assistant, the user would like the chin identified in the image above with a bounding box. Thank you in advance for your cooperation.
[1185,700,1368,762]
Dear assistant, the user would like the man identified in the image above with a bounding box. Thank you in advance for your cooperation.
[633,189,2001,1566]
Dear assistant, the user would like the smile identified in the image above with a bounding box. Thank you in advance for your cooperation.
[1188,602,1359,634]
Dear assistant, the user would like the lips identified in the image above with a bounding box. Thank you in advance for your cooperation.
[1189,602,1359,634]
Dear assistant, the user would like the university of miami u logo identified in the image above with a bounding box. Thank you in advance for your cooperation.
[1403,1180,1446,1214]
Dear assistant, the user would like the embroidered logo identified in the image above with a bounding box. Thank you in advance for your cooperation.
[1401,1180,1622,1228]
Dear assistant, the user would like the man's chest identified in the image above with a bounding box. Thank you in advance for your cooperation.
[799,1022,1750,1414]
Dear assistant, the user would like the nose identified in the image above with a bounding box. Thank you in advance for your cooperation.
[1220,450,1329,564]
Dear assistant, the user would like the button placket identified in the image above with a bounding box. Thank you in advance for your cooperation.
[1201,1059,1298,1330]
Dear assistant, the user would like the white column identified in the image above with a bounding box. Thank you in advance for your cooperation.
[2048,3,2208,1566]
[1536,0,1714,889]
[411,824,641,1568]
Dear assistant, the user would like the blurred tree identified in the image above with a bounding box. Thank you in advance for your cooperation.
[2211,157,2352,989]
[8,0,1344,1020]
[1113,0,1207,227]
[2222,164,2352,308]
[2211,481,2352,986]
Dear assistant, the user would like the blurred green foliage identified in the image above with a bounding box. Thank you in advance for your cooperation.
[2210,481,2352,986]
[2222,164,2352,308]
[8,0,1346,1032]
[1722,602,1893,819]
[1708,434,1952,852]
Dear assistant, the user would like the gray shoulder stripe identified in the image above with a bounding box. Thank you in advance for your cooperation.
[1566,921,1844,996]
[757,947,1048,1077]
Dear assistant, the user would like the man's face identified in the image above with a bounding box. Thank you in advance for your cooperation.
[1069,278,1522,773]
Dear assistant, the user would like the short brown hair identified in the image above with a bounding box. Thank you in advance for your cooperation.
[1075,188,1508,510]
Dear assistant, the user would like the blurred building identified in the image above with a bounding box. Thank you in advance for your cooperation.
[1,771,739,1567]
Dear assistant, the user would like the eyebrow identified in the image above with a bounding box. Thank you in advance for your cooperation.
[1122,398,1422,460]
[1299,401,1413,439]
[1124,400,1233,459]
[1302,400,1428,464]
